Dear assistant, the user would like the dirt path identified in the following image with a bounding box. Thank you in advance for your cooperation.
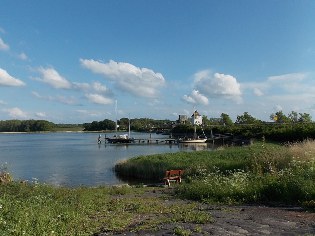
[97,187,315,236]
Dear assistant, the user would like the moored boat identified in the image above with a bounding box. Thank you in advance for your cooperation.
[178,137,207,143]
[178,110,207,143]
[106,134,134,144]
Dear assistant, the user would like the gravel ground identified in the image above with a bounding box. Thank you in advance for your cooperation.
[96,188,315,236]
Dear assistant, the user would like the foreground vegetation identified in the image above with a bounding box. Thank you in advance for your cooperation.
[0,183,212,235]
[2,140,315,235]
[116,140,315,204]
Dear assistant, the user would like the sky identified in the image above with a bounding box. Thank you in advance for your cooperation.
[0,0,315,124]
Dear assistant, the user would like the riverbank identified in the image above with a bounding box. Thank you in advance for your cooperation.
[1,182,314,235]
[1,140,315,235]
[115,140,315,204]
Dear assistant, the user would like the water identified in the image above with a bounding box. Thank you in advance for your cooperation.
[0,132,214,187]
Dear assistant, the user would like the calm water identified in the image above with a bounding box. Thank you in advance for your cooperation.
[0,132,214,187]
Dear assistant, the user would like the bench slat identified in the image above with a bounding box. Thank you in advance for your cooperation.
[163,169,184,186]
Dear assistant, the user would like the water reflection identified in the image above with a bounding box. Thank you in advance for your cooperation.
[0,132,215,186]
[178,143,216,151]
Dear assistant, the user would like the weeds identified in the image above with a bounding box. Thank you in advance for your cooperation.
[0,183,212,235]
[0,163,12,184]
[116,140,315,205]
[2,140,315,234]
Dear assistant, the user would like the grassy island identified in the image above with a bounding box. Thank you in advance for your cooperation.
[1,140,315,235]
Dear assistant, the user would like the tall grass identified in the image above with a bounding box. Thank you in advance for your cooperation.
[179,140,315,204]
[115,141,315,205]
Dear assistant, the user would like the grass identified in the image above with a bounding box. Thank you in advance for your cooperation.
[2,139,315,234]
[116,140,315,205]
[0,182,212,235]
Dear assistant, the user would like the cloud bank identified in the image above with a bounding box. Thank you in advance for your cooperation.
[80,59,165,98]
[36,67,72,89]
[0,68,25,87]
[183,70,242,105]
[182,90,209,105]
[33,67,114,106]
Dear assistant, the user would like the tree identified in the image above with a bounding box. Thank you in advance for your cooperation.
[236,112,259,124]
[270,111,289,123]
[288,111,299,123]
[99,119,116,130]
[118,118,130,130]
[220,113,234,126]
[298,113,312,123]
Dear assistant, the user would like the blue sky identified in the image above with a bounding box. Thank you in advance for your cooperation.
[0,1,315,123]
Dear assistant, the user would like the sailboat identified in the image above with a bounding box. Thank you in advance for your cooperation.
[179,110,207,143]
[106,115,134,144]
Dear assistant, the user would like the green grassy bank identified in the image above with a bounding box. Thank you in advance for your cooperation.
[116,140,315,204]
[0,183,212,235]
[1,140,315,235]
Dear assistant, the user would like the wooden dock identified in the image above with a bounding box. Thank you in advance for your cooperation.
[132,138,177,144]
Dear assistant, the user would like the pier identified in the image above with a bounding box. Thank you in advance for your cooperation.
[104,137,178,144]
[132,138,177,144]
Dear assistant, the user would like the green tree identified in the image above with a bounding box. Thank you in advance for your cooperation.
[220,113,234,126]
[118,118,130,130]
[298,113,312,123]
[270,111,289,123]
[99,119,116,130]
[288,111,299,123]
[236,112,259,124]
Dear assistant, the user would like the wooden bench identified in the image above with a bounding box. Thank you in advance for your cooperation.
[163,170,184,186]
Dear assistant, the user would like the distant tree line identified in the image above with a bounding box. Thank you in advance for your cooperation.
[83,118,173,132]
[2,110,314,142]
[173,111,315,143]
[83,119,116,131]
[0,120,55,132]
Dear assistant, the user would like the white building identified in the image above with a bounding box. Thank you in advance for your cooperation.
[191,110,202,126]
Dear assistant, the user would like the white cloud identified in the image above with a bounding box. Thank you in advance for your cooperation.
[72,82,90,91]
[0,68,25,87]
[267,73,308,93]
[92,82,109,93]
[35,112,46,118]
[182,90,209,105]
[36,67,72,89]
[6,107,27,119]
[267,73,306,82]
[80,59,165,98]
[185,70,242,104]
[242,72,309,97]
[73,81,112,94]
[85,93,114,105]
[32,91,78,105]
[0,100,6,105]
[0,37,9,51]
[18,52,28,61]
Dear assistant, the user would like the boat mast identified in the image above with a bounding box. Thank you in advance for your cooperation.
[194,123,197,139]
[128,114,131,138]
[115,100,118,133]
[193,110,197,139]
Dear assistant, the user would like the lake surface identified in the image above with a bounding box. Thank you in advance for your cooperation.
[0,132,214,187]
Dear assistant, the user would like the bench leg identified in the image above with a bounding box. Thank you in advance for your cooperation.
[164,179,170,187]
